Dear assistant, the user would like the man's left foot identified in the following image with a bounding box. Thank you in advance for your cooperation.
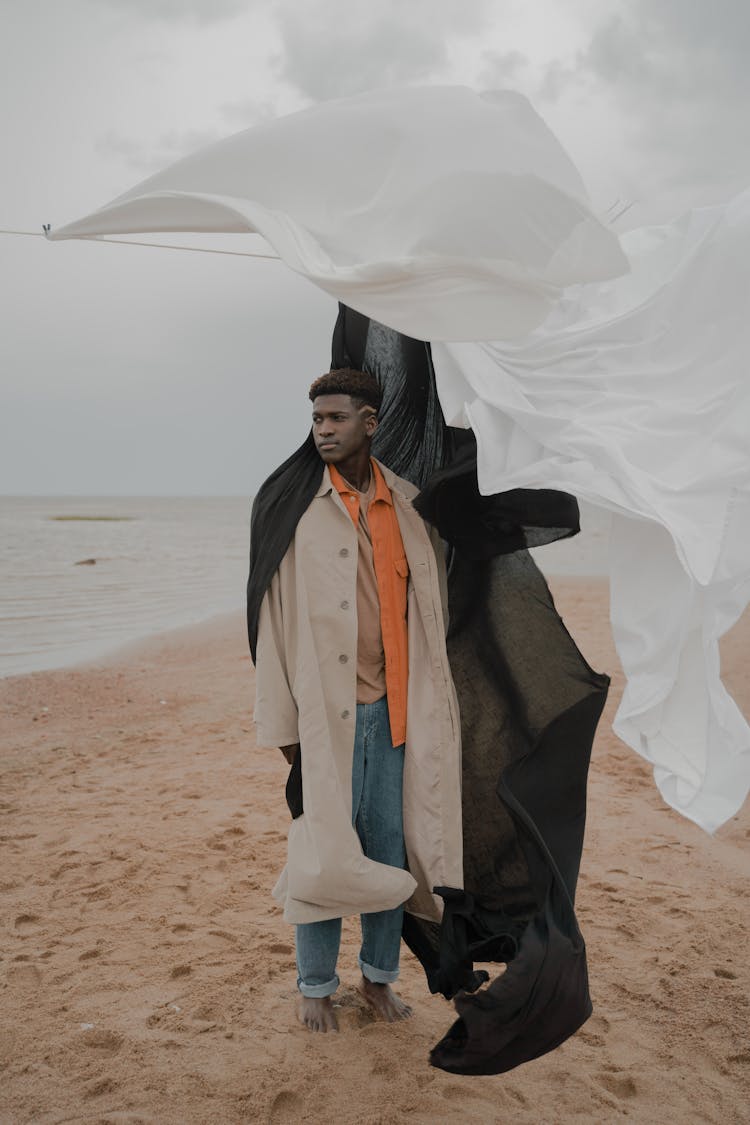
[357,975,413,1022]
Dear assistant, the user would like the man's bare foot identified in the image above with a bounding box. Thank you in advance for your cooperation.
[357,976,413,1022]
[297,995,339,1033]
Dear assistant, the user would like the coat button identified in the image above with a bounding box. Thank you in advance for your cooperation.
[341,709,350,719]
[339,547,349,557]
[340,600,349,610]
[338,654,348,663]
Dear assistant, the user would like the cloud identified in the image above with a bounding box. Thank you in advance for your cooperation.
[585,1,750,96]
[95,0,252,23]
[96,126,226,173]
[219,97,280,129]
[576,0,750,196]
[273,0,494,101]
[478,48,529,90]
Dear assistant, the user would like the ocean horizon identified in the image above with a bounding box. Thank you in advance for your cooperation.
[0,495,611,678]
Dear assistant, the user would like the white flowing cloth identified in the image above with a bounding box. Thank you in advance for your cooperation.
[433,193,750,833]
[48,86,749,832]
[49,86,627,340]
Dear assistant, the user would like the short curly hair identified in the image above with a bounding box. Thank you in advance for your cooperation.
[308,367,382,413]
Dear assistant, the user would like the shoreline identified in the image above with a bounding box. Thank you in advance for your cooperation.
[0,568,608,684]
[0,607,247,683]
[1,577,748,1122]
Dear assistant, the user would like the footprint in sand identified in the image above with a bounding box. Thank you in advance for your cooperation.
[192,1004,218,1023]
[83,1076,118,1099]
[84,884,112,902]
[146,1005,185,1029]
[208,929,239,944]
[579,1012,611,1046]
[589,881,625,897]
[370,1055,393,1076]
[14,913,40,932]
[596,1070,637,1099]
[439,1082,500,1109]
[90,1109,147,1123]
[80,1028,123,1054]
[50,860,81,880]
[175,881,193,904]
[440,1084,468,1101]
[263,830,286,844]
[328,988,376,1031]
[268,1090,304,1124]
[7,963,42,987]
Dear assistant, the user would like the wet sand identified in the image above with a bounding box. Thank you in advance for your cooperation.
[1,577,748,1124]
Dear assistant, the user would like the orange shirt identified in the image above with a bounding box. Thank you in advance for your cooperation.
[329,460,409,747]
[343,470,388,705]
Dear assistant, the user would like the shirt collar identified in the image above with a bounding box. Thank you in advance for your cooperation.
[327,459,393,506]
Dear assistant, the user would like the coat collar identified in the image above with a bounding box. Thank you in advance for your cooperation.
[314,457,415,503]
[314,465,334,498]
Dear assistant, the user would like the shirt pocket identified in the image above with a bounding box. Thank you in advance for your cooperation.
[394,556,410,619]
[394,557,409,579]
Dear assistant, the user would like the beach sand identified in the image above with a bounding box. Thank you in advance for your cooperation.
[1,577,748,1124]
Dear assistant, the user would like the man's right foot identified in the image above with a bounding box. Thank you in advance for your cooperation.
[297,995,339,1033]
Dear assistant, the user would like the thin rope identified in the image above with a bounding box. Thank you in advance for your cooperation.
[0,228,281,260]
[608,200,636,225]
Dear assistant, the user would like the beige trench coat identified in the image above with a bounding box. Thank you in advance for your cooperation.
[253,459,463,925]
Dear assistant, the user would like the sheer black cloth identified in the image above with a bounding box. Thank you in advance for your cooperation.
[247,304,609,1075]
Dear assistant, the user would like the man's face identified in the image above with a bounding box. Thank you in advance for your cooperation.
[311,394,377,463]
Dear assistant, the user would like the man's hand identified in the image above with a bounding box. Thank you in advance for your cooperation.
[280,743,300,765]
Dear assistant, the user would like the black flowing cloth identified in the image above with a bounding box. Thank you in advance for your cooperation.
[247,304,610,1076]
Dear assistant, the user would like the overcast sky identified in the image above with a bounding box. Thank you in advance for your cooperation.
[1,0,748,495]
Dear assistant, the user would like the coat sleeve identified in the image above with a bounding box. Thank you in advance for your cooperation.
[253,572,300,749]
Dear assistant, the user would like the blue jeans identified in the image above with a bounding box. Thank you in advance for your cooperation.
[295,696,406,998]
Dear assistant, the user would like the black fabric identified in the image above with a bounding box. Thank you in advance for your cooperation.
[285,751,303,820]
[413,439,581,558]
[246,303,610,1075]
[247,434,322,662]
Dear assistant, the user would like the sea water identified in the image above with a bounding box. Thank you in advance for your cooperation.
[0,495,610,678]
[0,496,251,677]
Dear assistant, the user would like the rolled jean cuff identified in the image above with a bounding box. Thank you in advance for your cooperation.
[297,973,339,999]
[359,956,399,985]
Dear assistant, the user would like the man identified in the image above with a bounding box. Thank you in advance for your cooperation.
[252,367,463,1034]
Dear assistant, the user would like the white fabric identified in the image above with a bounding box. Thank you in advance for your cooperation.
[433,192,750,832]
[49,86,627,341]
[47,86,749,831]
